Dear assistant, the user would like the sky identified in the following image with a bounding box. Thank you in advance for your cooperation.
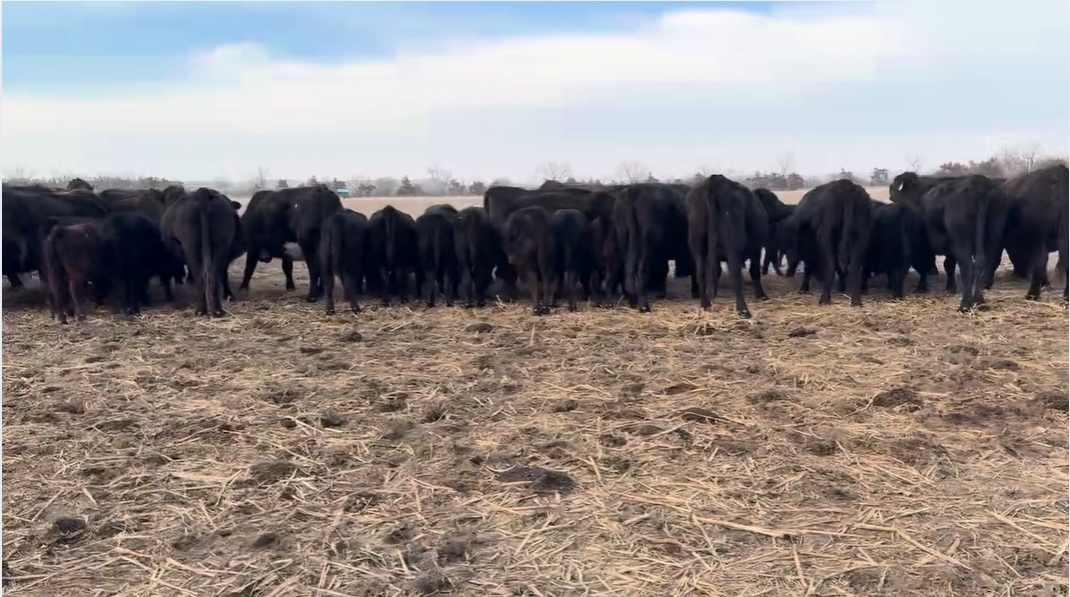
[3,1,1068,185]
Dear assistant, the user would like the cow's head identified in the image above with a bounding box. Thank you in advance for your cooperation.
[888,172,922,208]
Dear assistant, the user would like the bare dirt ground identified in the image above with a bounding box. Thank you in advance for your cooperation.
[3,189,1068,596]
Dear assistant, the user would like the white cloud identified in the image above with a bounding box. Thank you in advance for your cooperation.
[3,1,1067,184]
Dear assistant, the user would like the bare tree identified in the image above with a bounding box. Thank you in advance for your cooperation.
[426,165,452,196]
[905,154,924,173]
[536,161,572,182]
[253,166,270,190]
[1000,143,1041,175]
[776,152,795,178]
[618,160,650,183]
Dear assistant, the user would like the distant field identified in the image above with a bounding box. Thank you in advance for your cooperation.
[228,186,896,215]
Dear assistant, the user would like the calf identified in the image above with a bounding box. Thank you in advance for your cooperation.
[484,186,613,297]
[996,164,1068,300]
[783,179,872,306]
[42,222,106,323]
[753,189,794,276]
[685,175,769,318]
[161,188,242,317]
[415,204,460,307]
[550,209,591,312]
[502,206,555,315]
[864,201,918,299]
[367,205,419,305]
[889,172,1007,311]
[452,206,498,308]
[319,209,370,315]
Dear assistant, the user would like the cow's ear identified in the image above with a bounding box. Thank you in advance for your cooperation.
[231,201,242,211]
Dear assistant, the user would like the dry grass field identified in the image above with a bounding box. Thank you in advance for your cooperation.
[2,189,1068,597]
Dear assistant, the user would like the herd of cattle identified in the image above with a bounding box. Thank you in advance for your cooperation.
[2,164,1067,323]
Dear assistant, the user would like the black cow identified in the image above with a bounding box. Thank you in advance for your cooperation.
[588,213,623,307]
[161,188,242,317]
[67,178,94,191]
[889,173,1007,311]
[611,183,691,312]
[685,175,769,317]
[367,205,419,305]
[502,206,555,315]
[239,185,343,301]
[98,188,168,223]
[550,209,590,312]
[99,212,183,315]
[863,201,920,299]
[2,187,111,287]
[453,206,499,308]
[415,204,460,307]
[782,179,873,306]
[753,188,794,276]
[996,164,1069,300]
[319,209,369,315]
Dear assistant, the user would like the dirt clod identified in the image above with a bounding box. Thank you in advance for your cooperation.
[872,388,924,411]
[1035,392,1069,412]
[788,327,817,338]
[680,407,725,424]
[320,412,347,428]
[495,466,578,493]
[465,322,494,334]
[248,460,302,484]
[339,330,364,342]
[52,517,87,543]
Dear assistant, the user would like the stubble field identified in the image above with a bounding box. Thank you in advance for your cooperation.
[2,190,1068,597]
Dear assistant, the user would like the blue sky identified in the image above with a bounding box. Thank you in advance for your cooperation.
[3,1,1068,184]
[4,2,774,92]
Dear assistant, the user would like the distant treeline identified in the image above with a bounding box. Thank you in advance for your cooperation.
[6,150,1066,197]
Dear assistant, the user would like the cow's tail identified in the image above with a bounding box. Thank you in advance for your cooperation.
[384,206,397,270]
[433,218,446,278]
[838,188,854,272]
[623,190,642,294]
[974,185,992,275]
[322,215,342,281]
[199,195,215,307]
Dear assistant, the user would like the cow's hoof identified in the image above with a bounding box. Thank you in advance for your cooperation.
[738,309,752,319]
[325,306,336,315]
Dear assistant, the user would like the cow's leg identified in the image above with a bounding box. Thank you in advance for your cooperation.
[749,249,768,300]
[323,269,337,315]
[818,237,836,305]
[566,269,578,312]
[728,251,750,318]
[943,254,958,295]
[1025,244,1049,301]
[691,228,709,309]
[69,274,89,321]
[276,255,293,291]
[240,250,258,291]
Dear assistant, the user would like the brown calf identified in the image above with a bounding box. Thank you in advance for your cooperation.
[42,222,105,324]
